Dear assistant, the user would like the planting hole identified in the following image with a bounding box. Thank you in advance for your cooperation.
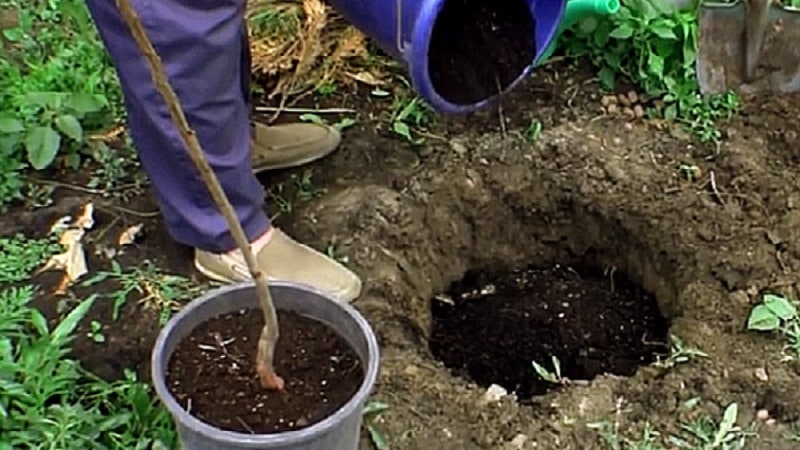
[429,264,669,400]
[428,0,536,105]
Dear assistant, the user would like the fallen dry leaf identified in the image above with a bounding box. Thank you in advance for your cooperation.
[118,223,143,247]
[36,202,95,294]
[74,203,95,229]
[345,70,383,86]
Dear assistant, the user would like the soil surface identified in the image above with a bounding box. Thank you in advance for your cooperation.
[166,308,363,434]
[428,0,535,105]
[7,57,800,449]
[430,264,670,400]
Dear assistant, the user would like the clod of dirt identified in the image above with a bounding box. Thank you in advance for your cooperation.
[600,91,646,120]
[428,0,535,105]
[430,264,670,400]
[166,309,364,434]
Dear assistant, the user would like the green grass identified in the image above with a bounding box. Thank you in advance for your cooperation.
[559,0,739,144]
[0,233,178,449]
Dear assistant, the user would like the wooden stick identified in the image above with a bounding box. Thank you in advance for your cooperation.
[115,0,284,390]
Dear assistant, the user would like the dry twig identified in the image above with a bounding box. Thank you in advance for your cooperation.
[115,0,284,390]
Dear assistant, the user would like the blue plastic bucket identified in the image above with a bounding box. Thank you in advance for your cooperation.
[327,0,567,114]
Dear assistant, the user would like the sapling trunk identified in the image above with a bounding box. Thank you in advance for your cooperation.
[116,0,284,390]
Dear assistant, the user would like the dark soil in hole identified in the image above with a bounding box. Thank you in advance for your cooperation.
[430,264,670,400]
[166,309,364,434]
[428,0,535,105]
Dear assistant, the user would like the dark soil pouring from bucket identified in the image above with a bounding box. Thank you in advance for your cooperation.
[166,309,364,434]
[428,0,536,105]
[430,264,670,401]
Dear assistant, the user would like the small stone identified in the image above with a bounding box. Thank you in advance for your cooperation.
[450,139,468,156]
[403,364,420,376]
[622,107,635,119]
[618,93,631,106]
[507,434,528,449]
[755,367,769,382]
[627,90,639,104]
[729,290,750,307]
[757,409,770,421]
[482,384,508,404]
[607,103,619,115]
[633,105,645,119]
[624,122,634,131]
[601,95,618,107]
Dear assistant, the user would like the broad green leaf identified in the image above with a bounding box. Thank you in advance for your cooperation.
[609,23,634,39]
[598,66,615,90]
[747,304,780,331]
[1,28,22,42]
[0,117,24,134]
[648,53,665,79]
[25,126,61,170]
[55,114,83,141]
[65,92,107,114]
[650,23,677,40]
[393,121,411,139]
[23,92,64,109]
[763,294,797,320]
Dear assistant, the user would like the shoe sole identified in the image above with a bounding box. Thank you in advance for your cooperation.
[252,143,339,173]
[194,258,361,304]
[194,258,240,284]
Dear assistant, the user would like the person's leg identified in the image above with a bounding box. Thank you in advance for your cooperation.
[87,0,362,302]
[87,0,266,253]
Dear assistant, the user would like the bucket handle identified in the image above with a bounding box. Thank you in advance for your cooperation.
[395,0,407,53]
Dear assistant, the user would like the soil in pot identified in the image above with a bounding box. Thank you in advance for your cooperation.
[166,308,364,434]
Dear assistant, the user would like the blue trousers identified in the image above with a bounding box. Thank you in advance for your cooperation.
[86,0,270,253]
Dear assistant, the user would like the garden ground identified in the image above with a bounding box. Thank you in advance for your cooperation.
[6,55,800,448]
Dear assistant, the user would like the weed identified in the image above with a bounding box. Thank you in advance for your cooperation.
[390,96,432,144]
[0,0,124,209]
[652,334,709,369]
[589,400,754,450]
[80,259,198,325]
[299,112,357,132]
[788,421,800,443]
[0,232,61,283]
[525,118,543,142]
[247,4,299,38]
[746,293,800,361]
[0,286,177,449]
[363,400,391,450]
[669,402,754,449]
[588,420,665,450]
[87,319,105,343]
[532,355,567,385]
[293,169,325,201]
[560,0,738,143]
